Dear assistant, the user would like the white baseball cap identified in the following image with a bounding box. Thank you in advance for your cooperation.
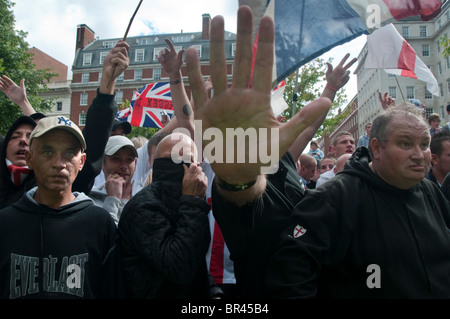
[105,135,138,157]
[29,116,86,150]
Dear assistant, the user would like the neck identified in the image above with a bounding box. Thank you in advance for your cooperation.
[34,188,75,209]
[432,166,446,185]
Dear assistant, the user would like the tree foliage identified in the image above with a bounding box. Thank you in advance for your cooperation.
[280,57,349,139]
[0,0,56,135]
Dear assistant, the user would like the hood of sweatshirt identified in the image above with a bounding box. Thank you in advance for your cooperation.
[12,187,95,216]
[337,147,422,195]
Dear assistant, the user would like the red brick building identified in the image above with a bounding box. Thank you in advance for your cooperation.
[70,14,236,128]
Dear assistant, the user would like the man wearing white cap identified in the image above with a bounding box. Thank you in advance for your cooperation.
[0,116,124,298]
[89,135,143,225]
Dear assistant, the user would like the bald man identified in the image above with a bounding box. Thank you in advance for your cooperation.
[118,133,217,299]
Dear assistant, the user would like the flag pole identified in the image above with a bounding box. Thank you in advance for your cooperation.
[107,0,144,89]
[394,75,406,102]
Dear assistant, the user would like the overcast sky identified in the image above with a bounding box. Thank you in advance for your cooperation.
[11,0,366,102]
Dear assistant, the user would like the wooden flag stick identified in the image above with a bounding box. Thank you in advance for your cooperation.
[107,0,144,88]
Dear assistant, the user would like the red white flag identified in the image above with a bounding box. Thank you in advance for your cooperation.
[364,23,439,96]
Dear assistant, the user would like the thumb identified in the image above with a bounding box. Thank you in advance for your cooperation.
[183,163,189,175]
[326,63,332,76]
[20,79,25,89]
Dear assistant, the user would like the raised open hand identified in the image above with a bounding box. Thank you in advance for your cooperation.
[186,6,331,189]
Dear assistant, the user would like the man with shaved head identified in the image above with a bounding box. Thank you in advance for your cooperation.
[118,132,218,299]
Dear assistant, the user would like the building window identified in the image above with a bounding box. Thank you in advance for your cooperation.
[437,41,441,54]
[100,52,108,65]
[103,41,117,48]
[154,46,181,60]
[191,45,202,58]
[406,86,415,99]
[438,61,443,75]
[135,49,145,62]
[422,44,430,57]
[447,79,450,93]
[79,112,87,126]
[83,53,92,66]
[135,69,142,80]
[419,26,427,37]
[171,35,192,43]
[115,91,123,104]
[425,87,433,99]
[402,26,409,38]
[388,86,397,99]
[81,73,89,83]
[440,83,444,97]
[56,101,63,111]
[153,68,161,80]
[231,43,236,57]
[80,93,88,106]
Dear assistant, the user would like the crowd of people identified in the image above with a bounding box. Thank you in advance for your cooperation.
[0,6,449,299]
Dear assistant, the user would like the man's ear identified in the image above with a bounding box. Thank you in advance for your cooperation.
[79,153,87,172]
[431,153,439,166]
[370,138,382,160]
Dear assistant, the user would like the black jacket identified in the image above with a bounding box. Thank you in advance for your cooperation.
[0,90,117,209]
[118,158,212,299]
[267,147,450,298]
[0,190,124,299]
[211,152,304,298]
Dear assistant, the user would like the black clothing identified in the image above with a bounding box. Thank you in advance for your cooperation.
[118,158,212,299]
[267,147,450,298]
[211,152,304,298]
[0,190,124,299]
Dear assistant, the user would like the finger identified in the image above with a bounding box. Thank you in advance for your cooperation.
[2,75,14,86]
[326,63,333,76]
[183,164,189,175]
[338,53,350,67]
[343,57,357,70]
[20,79,25,89]
[165,38,175,51]
[177,49,185,64]
[252,15,275,93]
[209,15,227,95]
[186,47,207,112]
[232,6,253,89]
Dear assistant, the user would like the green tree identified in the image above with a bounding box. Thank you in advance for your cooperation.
[281,57,349,139]
[0,0,56,135]
[440,34,450,57]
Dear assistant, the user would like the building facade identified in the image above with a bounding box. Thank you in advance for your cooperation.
[355,1,450,137]
[30,47,72,118]
[70,14,237,128]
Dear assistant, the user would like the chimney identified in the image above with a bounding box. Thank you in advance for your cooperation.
[202,13,211,40]
[76,24,95,51]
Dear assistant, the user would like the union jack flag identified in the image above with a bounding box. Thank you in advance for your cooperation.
[116,82,174,128]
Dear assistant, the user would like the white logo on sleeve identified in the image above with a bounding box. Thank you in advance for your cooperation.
[293,225,307,238]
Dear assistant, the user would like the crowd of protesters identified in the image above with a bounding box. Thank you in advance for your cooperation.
[0,6,449,299]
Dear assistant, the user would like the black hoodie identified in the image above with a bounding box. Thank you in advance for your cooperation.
[267,147,450,299]
[0,189,125,299]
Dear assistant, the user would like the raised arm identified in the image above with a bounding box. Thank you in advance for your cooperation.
[186,6,332,206]
[288,54,357,160]
[158,39,194,137]
[0,76,36,116]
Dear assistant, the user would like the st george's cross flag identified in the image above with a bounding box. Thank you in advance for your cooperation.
[364,23,440,96]
[240,0,443,86]
[116,82,175,128]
